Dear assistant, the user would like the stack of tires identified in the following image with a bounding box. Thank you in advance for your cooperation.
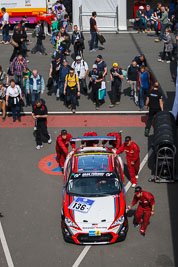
[154,111,176,150]
[153,111,176,181]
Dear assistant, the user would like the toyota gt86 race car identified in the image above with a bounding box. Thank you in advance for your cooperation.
[61,136,128,245]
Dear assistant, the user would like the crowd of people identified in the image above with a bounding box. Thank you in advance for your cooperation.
[0,2,177,132]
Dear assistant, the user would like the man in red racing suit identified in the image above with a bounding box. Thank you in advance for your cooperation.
[127,186,155,236]
[116,136,140,187]
[102,132,122,150]
[56,129,75,170]
[82,132,98,147]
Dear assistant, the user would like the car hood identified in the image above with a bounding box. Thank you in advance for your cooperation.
[71,195,119,224]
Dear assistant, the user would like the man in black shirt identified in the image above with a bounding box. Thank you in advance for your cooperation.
[144,81,163,137]
[88,64,103,110]
[94,55,107,77]
[109,63,123,108]
[32,99,52,149]
[89,11,100,52]
[134,54,147,69]
[48,54,61,96]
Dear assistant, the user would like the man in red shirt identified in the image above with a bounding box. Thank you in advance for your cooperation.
[127,186,155,236]
[56,129,75,171]
[82,132,98,147]
[116,136,140,187]
[102,132,122,151]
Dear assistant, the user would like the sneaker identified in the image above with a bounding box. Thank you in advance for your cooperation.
[96,106,100,110]
[136,175,139,179]
[134,219,143,227]
[144,128,149,137]
[166,61,171,64]
[135,101,139,106]
[0,41,5,44]
[145,30,148,33]
[48,135,52,144]
[155,39,160,42]
[132,183,137,188]
[56,97,60,101]
[17,117,21,122]
[72,109,76,114]
[130,96,134,100]
[158,59,164,62]
[2,117,6,121]
[13,118,16,122]
[109,104,115,108]
[149,29,152,32]
[67,104,71,109]
[36,145,41,150]
[4,42,9,45]
[26,60,30,63]
[116,101,120,105]
[89,49,94,52]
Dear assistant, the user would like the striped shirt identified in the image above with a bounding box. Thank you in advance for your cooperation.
[10,57,27,76]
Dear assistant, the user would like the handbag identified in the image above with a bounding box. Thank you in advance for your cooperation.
[98,34,106,45]
[10,38,19,48]
[98,81,106,100]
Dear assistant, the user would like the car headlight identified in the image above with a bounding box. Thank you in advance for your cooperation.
[110,215,125,228]
[65,217,79,229]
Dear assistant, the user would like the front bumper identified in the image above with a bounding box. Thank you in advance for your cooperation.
[61,220,128,245]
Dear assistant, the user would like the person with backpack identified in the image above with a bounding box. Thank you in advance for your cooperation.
[88,64,103,110]
[63,67,80,113]
[32,99,52,150]
[71,56,88,95]
[31,21,47,55]
[109,62,123,108]
[56,59,70,100]
[71,25,85,57]
[26,70,45,106]
[6,79,23,122]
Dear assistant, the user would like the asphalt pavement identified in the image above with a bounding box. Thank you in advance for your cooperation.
[0,31,178,267]
[0,117,178,267]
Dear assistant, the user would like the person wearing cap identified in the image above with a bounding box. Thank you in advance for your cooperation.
[89,11,101,52]
[94,55,107,78]
[88,64,103,110]
[109,63,123,108]
[56,129,75,170]
[71,56,88,95]
[116,136,140,187]
[134,6,145,33]
[56,59,70,100]
[126,60,139,105]
[63,67,80,113]
[32,99,52,150]
[144,5,154,33]
[127,186,155,236]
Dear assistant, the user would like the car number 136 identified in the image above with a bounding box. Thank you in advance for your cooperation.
[69,197,95,213]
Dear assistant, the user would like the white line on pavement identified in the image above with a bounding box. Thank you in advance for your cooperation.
[71,148,153,267]
[72,246,91,267]
[0,111,149,115]
[0,221,14,267]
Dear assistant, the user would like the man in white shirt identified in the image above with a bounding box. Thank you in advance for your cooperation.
[0,7,10,44]
[71,56,88,95]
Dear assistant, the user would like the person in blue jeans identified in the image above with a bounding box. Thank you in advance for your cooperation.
[137,66,154,110]
[0,7,10,44]
[89,12,101,52]
[56,59,70,100]
[155,7,168,42]
[144,5,154,32]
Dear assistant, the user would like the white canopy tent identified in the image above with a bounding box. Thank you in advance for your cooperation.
[73,0,127,32]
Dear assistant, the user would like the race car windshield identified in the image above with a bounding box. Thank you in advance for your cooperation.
[67,176,121,196]
[77,155,110,173]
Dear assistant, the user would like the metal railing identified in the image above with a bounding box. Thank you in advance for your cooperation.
[79,5,119,31]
